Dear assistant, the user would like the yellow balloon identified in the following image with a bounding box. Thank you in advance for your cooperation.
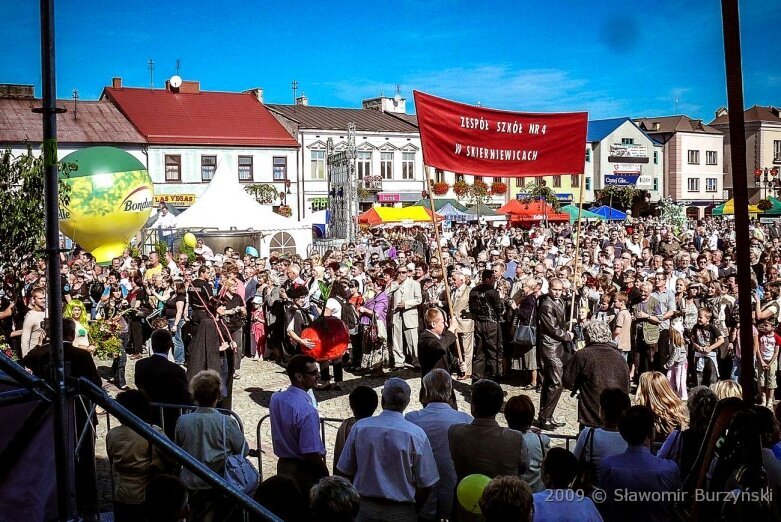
[59,147,153,264]
[183,233,197,248]
[457,474,491,514]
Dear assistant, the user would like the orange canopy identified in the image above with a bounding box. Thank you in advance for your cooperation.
[497,199,569,222]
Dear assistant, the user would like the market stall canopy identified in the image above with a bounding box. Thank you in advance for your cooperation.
[498,199,569,223]
[437,202,473,222]
[466,203,507,222]
[761,197,781,216]
[414,198,470,212]
[712,198,761,216]
[560,204,604,222]
[590,205,627,221]
[357,206,442,226]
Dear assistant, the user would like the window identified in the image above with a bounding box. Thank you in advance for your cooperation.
[552,175,561,188]
[380,152,393,180]
[515,177,526,188]
[165,155,181,182]
[653,178,659,191]
[456,173,465,182]
[585,148,591,162]
[200,155,216,182]
[434,169,444,183]
[706,151,718,165]
[238,156,253,182]
[774,140,781,162]
[687,178,700,192]
[706,178,718,192]
[402,152,414,180]
[687,150,700,165]
[269,231,296,256]
[570,174,580,187]
[310,150,325,180]
[621,138,635,145]
[357,151,372,179]
[653,151,658,165]
[474,175,483,182]
[585,177,591,191]
[273,157,287,181]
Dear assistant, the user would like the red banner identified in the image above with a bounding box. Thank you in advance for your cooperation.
[414,91,588,177]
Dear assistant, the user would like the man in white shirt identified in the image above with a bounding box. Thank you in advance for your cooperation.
[337,377,439,520]
[152,203,177,252]
[21,287,46,357]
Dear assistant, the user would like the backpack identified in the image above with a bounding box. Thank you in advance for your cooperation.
[335,296,359,331]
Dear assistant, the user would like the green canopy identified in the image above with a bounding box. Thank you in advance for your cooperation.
[763,197,781,216]
[560,204,603,222]
[413,198,469,212]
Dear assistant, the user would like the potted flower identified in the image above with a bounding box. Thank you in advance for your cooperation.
[432,182,450,196]
[87,319,123,361]
[758,198,773,211]
[276,205,293,217]
[453,179,469,199]
[490,181,507,195]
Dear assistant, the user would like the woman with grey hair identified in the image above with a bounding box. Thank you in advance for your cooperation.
[562,320,631,429]
[510,277,540,391]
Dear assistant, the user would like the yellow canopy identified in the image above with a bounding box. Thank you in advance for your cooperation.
[715,198,760,215]
[357,205,442,225]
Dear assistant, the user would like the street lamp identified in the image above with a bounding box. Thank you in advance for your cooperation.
[754,167,781,199]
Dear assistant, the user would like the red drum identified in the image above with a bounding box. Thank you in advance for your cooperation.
[300,316,349,362]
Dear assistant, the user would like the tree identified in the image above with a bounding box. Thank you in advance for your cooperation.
[517,181,562,211]
[468,179,491,208]
[0,146,73,271]
[595,186,639,209]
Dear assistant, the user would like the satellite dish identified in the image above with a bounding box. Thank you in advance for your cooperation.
[169,75,183,88]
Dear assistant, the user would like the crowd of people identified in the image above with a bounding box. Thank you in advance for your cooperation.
[6,204,781,520]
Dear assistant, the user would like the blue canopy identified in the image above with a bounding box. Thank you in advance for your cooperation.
[590,205,627,220]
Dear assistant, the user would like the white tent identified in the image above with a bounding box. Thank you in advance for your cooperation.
[175,162,311,258]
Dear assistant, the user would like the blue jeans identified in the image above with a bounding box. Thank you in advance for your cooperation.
[168,318,185,364]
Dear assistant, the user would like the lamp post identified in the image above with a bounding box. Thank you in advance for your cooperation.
[754,167,781,200]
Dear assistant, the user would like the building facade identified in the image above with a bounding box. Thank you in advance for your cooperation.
[102,78,302,217]
[635,115,725,218]
[710,105,781,202]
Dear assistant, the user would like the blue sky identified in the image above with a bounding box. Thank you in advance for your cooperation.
[2,0,778,122]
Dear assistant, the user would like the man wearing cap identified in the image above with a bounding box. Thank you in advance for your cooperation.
[337,378,439,520]
[448,268,474,379]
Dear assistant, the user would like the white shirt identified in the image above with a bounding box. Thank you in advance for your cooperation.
[325,297,342,318]
[153,211,177,236]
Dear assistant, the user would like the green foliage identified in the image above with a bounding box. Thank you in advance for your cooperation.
[657,197,688,229]
[0,147,74,270]
[0,334,17,361]
[87,319,123,360]
[595,186,639,208]
[179,242,196,263]
[244,183,281,205]
[154,240,168,259]
[318,280,332,301]
[518,182,562,211]
[124,241,141,258]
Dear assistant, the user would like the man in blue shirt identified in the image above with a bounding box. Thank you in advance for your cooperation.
[269,355,329,494]
[406,369,473,521]
[598,405,681,522]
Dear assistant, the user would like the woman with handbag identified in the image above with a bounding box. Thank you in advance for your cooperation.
[127,275,152,359]
[511,277,540,391]
[175,370,252,521]
[357,275,389,376]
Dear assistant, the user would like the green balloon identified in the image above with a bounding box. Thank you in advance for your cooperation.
[457,473,491,514]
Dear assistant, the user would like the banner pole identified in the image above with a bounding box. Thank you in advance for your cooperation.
[425,167,463,364]
[570,172,586,324]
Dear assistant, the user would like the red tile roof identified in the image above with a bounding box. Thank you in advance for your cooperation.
[0,98,145,144]
[103,87,299,147]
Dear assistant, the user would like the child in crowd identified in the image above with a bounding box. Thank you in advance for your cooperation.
[756,321,781,407]
[664,322,689,400]
[690,309,724,386]
[572,307,590,351]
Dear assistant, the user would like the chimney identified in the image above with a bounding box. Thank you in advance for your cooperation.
[178,80,200,94]
[0,84,35,99]
[112,77,122,89]
[362,95,406,114]
[715,107,728,119]
[244,88,264,103]
[296,94,309,106]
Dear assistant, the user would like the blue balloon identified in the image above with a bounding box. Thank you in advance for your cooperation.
[245,246,259,257]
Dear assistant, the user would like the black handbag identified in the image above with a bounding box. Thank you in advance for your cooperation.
[512,307,536,351]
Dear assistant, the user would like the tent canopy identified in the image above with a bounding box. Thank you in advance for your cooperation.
[590,205,627,220]
[437,202,473,222]
[357,206,441,226]
[498,199,569,222]
[712,198,761,216]
[762,197,781,216]
[560,204,603,222]
[414,198,470,212]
